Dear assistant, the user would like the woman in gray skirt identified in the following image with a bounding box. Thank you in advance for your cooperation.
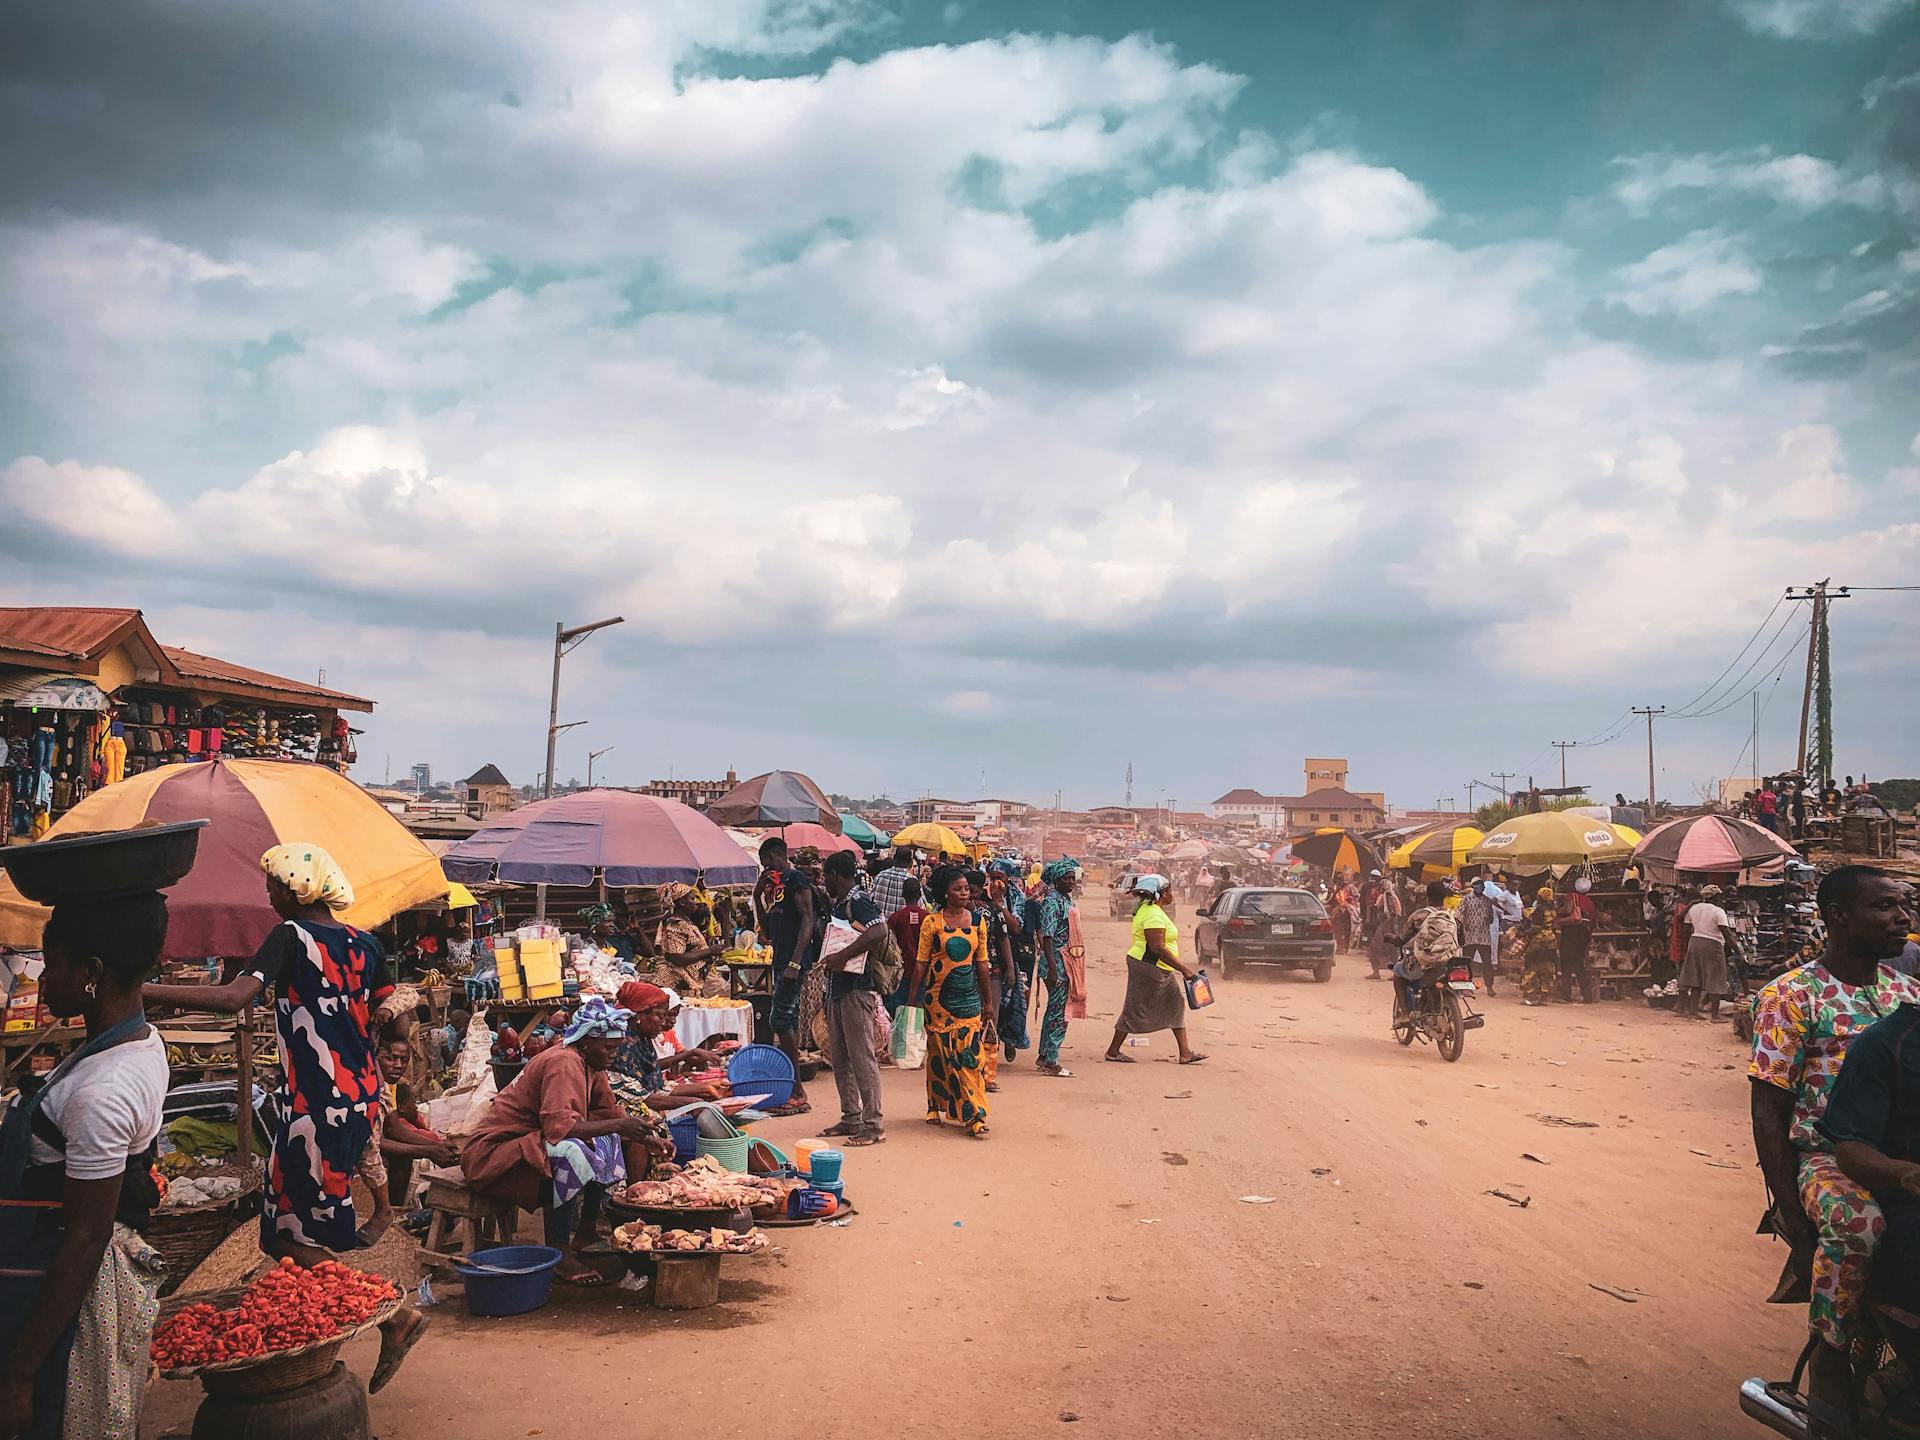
[1105,876,1207,1065]
[1675,884,1735,1021]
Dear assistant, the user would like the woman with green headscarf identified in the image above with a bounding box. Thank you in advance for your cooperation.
[1033,859,1080,1077]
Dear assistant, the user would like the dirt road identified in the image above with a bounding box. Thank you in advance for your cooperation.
[146,910,1797,1439]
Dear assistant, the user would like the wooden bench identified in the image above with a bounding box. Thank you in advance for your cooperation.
[420,1173,517,1261]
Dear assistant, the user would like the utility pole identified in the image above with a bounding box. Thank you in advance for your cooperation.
[1491,772,1516,804]
[1551,741,1575,789]
[544,616,623,799]
[1125,762,1133,806]
[1751,691,1760,782]
[1632,706,1665,812]
[587,745,615,787]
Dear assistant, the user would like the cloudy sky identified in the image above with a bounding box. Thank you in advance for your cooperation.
[3,0,1916,810]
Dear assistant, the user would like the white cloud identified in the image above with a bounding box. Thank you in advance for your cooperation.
[1726,0,1914,38]
[1613,229,1763,314]
[1614,149,1889,215]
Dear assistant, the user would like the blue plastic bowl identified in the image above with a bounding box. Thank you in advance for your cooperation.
[807,1148,843,1184]
[454,1244,564,1317]
[725,1043,796,1110]
[667,1114,700,1163]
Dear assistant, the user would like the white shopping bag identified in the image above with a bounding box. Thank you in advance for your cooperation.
[889,1005,927,1070]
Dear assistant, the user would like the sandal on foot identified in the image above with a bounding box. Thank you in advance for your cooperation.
[1179,1053,1210,1065]
[818,1121,863,1137]
[841,1132,878,1147]
[1104,1053,1136,1064]
[369,1311,431,1395]
[766,1099,813,1117]
[1038,1064,1073,1078]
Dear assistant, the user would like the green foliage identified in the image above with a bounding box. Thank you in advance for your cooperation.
[1474,795,1595,830]
[1874,778,1920,813]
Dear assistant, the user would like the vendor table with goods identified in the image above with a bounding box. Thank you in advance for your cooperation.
[672,996,753,1049]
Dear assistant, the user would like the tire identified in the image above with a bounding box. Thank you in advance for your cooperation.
[1217,945,1233,980]
[1313,957,1333,983]
[1392,994,1415,1045]
[1437,990,1466,1062]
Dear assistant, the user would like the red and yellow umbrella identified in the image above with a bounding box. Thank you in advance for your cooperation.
[0,759,449,960]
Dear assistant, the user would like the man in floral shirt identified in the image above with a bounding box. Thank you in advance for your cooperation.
[1749,865,1919,1425]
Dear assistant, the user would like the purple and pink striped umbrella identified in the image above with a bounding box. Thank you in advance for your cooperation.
[442,788,760,888]
[1630,813,1796,876]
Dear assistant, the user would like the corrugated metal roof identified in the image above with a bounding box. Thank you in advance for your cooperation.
[0,607,142,660]
[161,646,372,712]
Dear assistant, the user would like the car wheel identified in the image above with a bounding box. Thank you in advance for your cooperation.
[1217,946,1232,980]
[1314,958,1333,983]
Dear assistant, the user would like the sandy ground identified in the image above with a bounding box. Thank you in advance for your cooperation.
[144,910,1802,1439]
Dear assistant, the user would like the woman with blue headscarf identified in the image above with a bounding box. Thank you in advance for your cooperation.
[1034,859,1080,1077]
[1106,875,1207,1065]
[462,996,657,1286]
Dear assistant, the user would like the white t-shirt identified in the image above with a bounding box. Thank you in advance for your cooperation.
[26,1029,169,1180]
[1686,903,1732,946]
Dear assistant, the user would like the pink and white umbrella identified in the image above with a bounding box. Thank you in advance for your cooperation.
[1631,814,1796,877]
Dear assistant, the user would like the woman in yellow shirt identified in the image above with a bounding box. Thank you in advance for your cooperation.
[1106,876,1206,1065]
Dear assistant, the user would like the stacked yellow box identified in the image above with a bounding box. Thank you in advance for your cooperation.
[495,940,526,1001]
[518,938,564,1000]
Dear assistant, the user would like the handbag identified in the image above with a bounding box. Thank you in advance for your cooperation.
[1184,969,1215,1010]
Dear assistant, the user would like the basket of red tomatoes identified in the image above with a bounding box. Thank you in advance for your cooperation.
[151,1259,402,1394]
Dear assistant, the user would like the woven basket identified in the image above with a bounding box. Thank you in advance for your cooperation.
[158,1286,403,1395]
[149,1165,263,1296]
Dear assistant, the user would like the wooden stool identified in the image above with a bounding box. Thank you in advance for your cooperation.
[421,1174,517,1260]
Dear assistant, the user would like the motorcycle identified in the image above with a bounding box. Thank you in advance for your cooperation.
[1742,1305,1920,1437]
[1390,952,1484,1061]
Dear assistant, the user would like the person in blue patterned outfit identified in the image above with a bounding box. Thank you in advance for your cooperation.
[990,860,1034,1063]
[1035,859,1079,1077]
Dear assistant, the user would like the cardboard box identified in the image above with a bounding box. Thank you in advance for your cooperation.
[527,980,565,1001]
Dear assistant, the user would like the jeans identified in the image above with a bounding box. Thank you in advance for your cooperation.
[826,989,885,1132]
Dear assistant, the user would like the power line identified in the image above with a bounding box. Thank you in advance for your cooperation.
[1669,604,1802,718]
[1678,629,1804,721]
[1666,591,1788,716]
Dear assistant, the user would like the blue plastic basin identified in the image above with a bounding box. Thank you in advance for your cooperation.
[454,1244,564,1317]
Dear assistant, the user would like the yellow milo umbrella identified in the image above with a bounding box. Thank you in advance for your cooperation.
[1467,811,1641,867]
[892,822,968,856]
[1389,824,1487,877]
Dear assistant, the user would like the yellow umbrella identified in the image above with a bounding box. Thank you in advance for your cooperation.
[0,758,449,960]
[1467,811,1641,867]
[446,881,479,910]
[891,822,968,856]
[1388,824,1487,877]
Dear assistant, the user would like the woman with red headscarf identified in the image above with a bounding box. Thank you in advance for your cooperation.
[609,982,731,1118]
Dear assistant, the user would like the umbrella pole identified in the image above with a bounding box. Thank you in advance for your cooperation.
[534,882,548,923]
[234,1003,253,1172]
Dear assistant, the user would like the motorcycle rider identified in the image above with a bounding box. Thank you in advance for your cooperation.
[1749,866,1920,1436]
[1393,880,1463,1017]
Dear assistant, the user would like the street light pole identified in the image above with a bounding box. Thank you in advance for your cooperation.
[544,616,623,799]
[587,745,615,787]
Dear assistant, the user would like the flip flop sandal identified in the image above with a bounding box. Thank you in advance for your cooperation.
[1179,1054,1210,1065]
[1104,1054,1136,1064]
[986,1082,1000,1093]
[841,1133,878,1147]
[766,1100,813,1117]
[369,1312,431,1395]
[818,1122,863,1137]
[1038,1066,1074,1078]
[561,1268,610,1288]
[864,1129,888,1143]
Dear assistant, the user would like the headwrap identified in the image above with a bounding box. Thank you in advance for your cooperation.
[260,844,354,910]
[1701,884,1724,899]
[794,846,823,867]
[660,883,692,905]
[1134,874,1170,896]
[1536,886,1555,900]
[660,987,682,1012]
[988,858,1023,878]
[1042,858,1079,886]
[616,980,669,1014]
[564,994,633,1044]
[578,902,615,927]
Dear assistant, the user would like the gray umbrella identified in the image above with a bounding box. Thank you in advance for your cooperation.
[704,770,842,832]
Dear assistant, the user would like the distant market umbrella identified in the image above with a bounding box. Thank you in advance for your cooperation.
[443,788,759,888]
[837,813,884,848]
[1468,811,1641,868]
[1168,839,1211,862]
[705,771,841,832]
[0,758,449,960]
[1388,824,1487,876]
[1290,828,1385,875]
[1133,849,1166,865]
[767,822,863,858]
[891,822,969,856]
[1631,814,1796,877]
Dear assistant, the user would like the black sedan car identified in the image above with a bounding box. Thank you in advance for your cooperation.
[1191,887,1337,981]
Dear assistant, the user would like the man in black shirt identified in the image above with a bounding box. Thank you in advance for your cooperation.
[819,850,890,1144]
[1820,1000,1920,1328]
[754,836,816,1116]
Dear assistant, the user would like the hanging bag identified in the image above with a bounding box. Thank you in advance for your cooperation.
[889,1006,927,1070]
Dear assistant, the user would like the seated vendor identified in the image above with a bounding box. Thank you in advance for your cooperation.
[460,996,666,1287]
[371,1028,458,1213]
[579,903,635,963]
[611,981,729,1109]
[643,884,727,995]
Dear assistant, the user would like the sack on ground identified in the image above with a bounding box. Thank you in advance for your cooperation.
[890,1005,927,1070]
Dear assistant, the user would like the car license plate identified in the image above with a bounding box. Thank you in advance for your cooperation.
[1447,981,1478,993]
[1270,923,1295,936]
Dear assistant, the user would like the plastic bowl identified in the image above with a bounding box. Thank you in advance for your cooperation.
[453,1244,563,1317]
[724,1043,796,1110]
[0,819,208,903]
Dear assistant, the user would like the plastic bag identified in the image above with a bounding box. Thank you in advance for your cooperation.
[890,1005,927,1070]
